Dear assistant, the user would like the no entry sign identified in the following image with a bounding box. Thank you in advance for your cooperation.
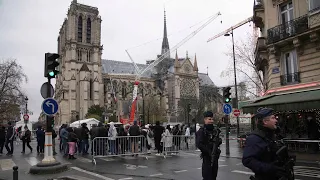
[233,109,240,117]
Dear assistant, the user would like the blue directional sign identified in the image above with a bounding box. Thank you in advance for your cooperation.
[41,98,59,115]
[223,103,232,115]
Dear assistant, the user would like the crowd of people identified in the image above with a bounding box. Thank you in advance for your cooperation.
[0,120,195,160]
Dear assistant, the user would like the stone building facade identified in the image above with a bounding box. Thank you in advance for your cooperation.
[243,0,320,138]
[53,0,222,126]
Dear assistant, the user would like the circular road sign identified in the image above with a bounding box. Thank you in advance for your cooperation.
[23,114,29,121]
[233,109,241,117]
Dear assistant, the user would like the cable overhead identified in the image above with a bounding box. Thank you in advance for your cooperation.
[127,13,223,50]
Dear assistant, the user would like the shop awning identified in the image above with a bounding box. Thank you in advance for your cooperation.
[242,89,320,114]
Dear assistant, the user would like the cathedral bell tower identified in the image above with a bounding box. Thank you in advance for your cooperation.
[55,0,104,125]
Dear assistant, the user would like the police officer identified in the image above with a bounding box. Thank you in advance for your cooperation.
[242,107,287,180]
[196,111,222,180]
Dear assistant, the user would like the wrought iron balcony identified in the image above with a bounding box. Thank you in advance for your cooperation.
[280,72,300,86]
[267,15,308,44]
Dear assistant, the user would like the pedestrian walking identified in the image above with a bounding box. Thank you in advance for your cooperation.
[21,126,32,153]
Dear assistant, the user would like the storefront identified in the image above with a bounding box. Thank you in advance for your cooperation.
[242,89,320,141]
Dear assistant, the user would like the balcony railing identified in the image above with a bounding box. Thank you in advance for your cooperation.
[280,72,300,85]
[267,15,308,44]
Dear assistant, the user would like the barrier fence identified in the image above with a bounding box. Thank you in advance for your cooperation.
[162,135,196,158]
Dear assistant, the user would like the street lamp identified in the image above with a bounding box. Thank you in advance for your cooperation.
[224,29,240,137]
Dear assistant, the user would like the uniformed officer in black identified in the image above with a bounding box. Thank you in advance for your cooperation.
[196,111,221,180]
[242,107,287,180]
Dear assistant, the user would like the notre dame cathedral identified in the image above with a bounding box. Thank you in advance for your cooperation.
[52,0,223,126]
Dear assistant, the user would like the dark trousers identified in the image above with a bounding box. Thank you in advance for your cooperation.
[37,141,44,153]
[0,140,4,153]
[22,140,32,152]
[5,139,13,154]
[202,158,218,180]
[154,137,162,153]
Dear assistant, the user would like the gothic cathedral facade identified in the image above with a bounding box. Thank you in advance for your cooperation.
[53,0,222,126]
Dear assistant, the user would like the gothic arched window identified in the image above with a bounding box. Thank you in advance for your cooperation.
[86,18,91,43]
[77,16,83,42]
[77,49,82,61]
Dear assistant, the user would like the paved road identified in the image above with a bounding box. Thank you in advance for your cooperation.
[0,141,319,180]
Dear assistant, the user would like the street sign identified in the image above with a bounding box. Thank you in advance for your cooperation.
[23,114,29,121]
[40,82,54,99]
[223,104,232,115]
[233,109,240,117]
[41,98,59,116]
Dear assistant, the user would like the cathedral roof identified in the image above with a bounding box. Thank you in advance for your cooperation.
[198,73,215,86]
[101,59,153,77]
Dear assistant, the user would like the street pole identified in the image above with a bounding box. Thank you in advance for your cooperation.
[225,115,230,155]
[25,97,28,126]
[142,89,145,124]
[42,77,55,163]
[231,29,240,137]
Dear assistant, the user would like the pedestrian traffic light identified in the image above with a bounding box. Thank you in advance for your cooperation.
[44,53,60,78]
[223,87,231,103]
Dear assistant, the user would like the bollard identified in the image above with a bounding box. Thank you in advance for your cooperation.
[13,166,18,180]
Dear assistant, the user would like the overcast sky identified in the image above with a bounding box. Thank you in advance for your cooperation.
[0,0,253,122]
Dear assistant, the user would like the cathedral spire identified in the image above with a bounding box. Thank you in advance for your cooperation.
[174,50,180,68]
[193,53,198,71]
[161,9,170,58]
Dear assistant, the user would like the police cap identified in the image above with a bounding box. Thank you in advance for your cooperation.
[253,107,274,119]
[203,111,214,118]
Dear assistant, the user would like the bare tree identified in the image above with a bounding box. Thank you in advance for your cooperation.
[0,59,28,122]
[142,95,166,124]
[221,32,264,98]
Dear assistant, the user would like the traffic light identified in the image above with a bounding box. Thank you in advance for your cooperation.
[44,53,60,78]
[223,87,231,103]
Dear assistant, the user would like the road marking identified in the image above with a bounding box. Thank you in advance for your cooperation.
[236,163,242,166]
[100,158,116,162]
[71,167,115,180]
[294,166,320,170]
[232,170,254,175]
[25,157,39,166]
[62,175,95,180]
[219,165,228,167]
[118,178,133,180]
[218,159,225,162]
[76,156,92,163]
[149,173,163,177]
[0,159,16,171]
[174,170,187,173]
[197,167,201,169]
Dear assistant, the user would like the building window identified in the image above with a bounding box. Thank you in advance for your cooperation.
[309,0,320,12]
[86,18,91,43]
[77,16,83,42]
[280,2,293,24]
[77,50,82,61]
[87,50,91,62]
[281,50,299,85]
[90,79,93,100]
[62,92,65,99]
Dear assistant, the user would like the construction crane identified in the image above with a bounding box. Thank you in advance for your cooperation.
[207,16,253,43]
[128,11,222,123]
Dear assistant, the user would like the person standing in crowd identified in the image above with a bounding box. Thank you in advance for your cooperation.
[108,122,117,155]
[52,128,57,155]
[60,124,69,156]
[0,125,5,154]
[153,121,164,155]
[242,107,287,180]
[196,111,222,180]
[5,122,15,155]
[21,125,32,153]
[129,121,140,155]
[36,126,45,154]
[185,124,191,150]
[67,127,78,159]
[80,123,89,155]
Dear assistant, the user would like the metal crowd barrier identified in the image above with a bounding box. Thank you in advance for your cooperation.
[161,135,196,158]
[91,136,149,165]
